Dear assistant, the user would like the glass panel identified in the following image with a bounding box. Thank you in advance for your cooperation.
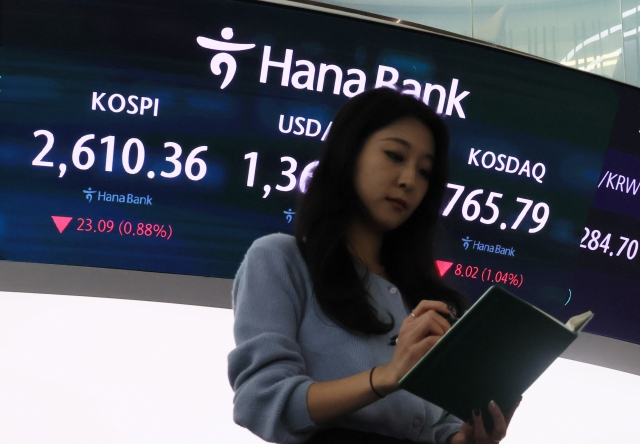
[314,0,473,36]
[622,0,640,86]
[472,0,625,81]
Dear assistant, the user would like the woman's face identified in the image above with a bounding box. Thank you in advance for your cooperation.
[353,117,435,232]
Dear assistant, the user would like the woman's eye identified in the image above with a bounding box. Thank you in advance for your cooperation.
[385,151,404,162]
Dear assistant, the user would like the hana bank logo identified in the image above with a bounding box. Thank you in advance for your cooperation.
[83,187,97,202]
[195,26,472,118]
[197,27,255,89]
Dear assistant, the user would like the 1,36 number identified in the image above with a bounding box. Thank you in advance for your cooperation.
[243,152,319,194]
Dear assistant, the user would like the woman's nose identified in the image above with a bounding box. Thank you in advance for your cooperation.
[398,167,416,189]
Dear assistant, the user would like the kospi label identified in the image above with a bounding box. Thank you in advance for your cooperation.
[92,92,160,116]
[197,27,471,118]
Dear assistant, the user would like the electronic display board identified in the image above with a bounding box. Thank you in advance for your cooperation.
[1,0,639,343]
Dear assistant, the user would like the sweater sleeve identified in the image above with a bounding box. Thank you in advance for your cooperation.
[434,412,464,444]
[228,239,316,444]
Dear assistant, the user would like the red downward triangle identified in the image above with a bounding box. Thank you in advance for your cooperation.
[51,216,73,233]
[435,260,454,277]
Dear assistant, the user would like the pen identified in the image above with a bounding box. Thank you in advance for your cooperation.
[388,312,459,346]
[442,311,459,327]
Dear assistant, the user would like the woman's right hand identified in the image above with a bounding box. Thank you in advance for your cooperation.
[373,300,454,395]
[307,300,455,423]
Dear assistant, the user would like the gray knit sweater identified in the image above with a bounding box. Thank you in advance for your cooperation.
[228,233,463,443]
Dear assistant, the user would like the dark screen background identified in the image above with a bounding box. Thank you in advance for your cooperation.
[1,0,638,343]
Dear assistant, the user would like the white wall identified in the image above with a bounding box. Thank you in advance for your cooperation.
[0,291,260,444]
[0,290,638,443]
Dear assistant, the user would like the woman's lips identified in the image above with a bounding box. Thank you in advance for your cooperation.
[386,197,407,210]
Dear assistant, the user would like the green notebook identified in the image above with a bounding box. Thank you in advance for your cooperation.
[398,285,593,427]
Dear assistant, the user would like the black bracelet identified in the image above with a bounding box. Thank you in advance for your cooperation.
[369,367,385,398]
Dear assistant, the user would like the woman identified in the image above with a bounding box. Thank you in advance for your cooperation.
[228,88,518,444]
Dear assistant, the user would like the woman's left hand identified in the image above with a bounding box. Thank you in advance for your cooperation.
[449,399,520,444]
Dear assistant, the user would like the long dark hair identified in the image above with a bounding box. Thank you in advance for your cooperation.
[295,88,466,335]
